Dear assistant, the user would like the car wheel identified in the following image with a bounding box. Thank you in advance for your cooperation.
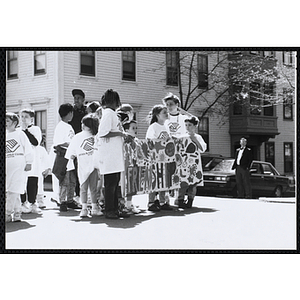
[274,186,282,197]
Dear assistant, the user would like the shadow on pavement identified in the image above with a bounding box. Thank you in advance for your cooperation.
[5,221,36,233]
[43,206,81,217]
[70,206,218,229]
[56,210,81,217]
[21,214,43,220]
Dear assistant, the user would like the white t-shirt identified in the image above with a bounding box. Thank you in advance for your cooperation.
[53,121,75,146]
[96,108,124,174]
[6,130,33,194]
[65,130,97,185]
[165,113,188,137]
[237,147,245,165]
[52,120,75,171]
[146,122,170,140]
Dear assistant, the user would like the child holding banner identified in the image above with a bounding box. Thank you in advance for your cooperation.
[122,120,141,214]
[163,93,195,200]
[116,103,135,212]
[177,116,207,208]
[163,93,193,137]
[96,89,130,219]
[146,105,172,211]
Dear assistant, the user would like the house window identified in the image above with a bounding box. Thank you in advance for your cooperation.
[197,54,208,89]
[284,142,293,173]
[283,88,293,120]
[35,110,47,148]
[263,51,275,57]
[198,117,209,151]
[250,82,261,115]
[263,82,275,116]
[282,51,293,65]
[7,51,18,79]
[265,142,275,166]
[122,51,136,81]
[166,51,179,86]
[34,51,46,75]
[80,51,95,76]
[250,51,263,55]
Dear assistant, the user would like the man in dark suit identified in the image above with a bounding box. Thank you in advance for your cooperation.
[232,137,253,198]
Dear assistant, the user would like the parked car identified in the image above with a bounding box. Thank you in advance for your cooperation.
[197,158,293,198]
[201,153,229,171]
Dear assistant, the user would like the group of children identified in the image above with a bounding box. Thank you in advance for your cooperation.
[5,90,207,222]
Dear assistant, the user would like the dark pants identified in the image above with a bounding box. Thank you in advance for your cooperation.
[235,165,252,198]
[104,172,120,213]
[21,176,38,204]
[74,158,80,197]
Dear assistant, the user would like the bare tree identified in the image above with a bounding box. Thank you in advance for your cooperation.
[147,50,296,123]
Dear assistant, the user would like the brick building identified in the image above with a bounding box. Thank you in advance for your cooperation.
[6,50,296,176]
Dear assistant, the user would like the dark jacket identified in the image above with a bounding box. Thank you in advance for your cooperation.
[69,105,87,134]
[52,145,68,183]
[232,147,253,170]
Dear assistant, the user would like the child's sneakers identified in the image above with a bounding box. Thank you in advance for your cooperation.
[127,204,140,214]
[31,203,42,214]
[5,214,12,223]
[160,203,173,210]
[91,208,103,216]
[37,199,46,209]
[80,208,89,218]
[21,201,32,213]
[13,212,22,222]
[148,200,161,212]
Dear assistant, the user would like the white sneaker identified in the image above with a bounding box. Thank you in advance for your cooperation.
[22,202,32,213]
[91,208,103,216]
[74,196,81,204]
[5,214,12,223]
[31,203,42,214]
[37,199,46,209]
[128,204,141,214]
[13,212,22,222]
[80,208,89,218]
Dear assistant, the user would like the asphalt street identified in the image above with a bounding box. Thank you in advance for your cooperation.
[5,192,296,250]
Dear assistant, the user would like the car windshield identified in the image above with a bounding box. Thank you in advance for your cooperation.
[211,159,235,172]
[202,157,225,171]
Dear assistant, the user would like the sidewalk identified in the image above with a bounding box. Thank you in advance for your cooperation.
[5,192,296,250]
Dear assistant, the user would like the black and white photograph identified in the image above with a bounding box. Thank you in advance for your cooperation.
[1,3,299,300]
[3,48,297,250]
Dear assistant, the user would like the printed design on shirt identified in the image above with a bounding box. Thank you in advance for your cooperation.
[157,131,169,139]
[168,122,181,133]
[68,131,75,139]
[80,137,95,152]
[6,139,20,153]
